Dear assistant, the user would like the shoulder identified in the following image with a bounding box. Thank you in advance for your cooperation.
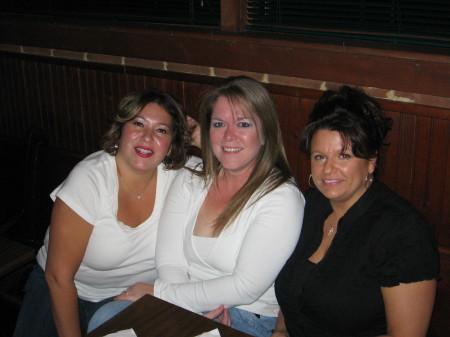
[304,187,325,202]
[304,187,329,215]
[72,151,115,176]
[369,182,428,233]
[164,159,204,194]
[254,180,305,212]
[185,155,203,169]
[57,151,116,194]
[366,183,440,285]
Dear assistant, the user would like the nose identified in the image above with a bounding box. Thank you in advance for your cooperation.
[323,158,336,174]
[143,129,153,142]
[223,126,236,141]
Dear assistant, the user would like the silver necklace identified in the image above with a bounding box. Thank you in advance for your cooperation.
[325,213,338,236]
[118,170,152,200]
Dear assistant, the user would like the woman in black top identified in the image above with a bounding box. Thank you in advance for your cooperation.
[274,86,440,337]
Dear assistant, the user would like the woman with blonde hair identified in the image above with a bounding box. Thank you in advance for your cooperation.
[89,76,305,337]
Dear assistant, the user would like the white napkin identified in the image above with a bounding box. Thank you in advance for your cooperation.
[195,328,221,336]
[102,328,137,337]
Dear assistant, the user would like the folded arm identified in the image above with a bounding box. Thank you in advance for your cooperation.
[156,179,304,313]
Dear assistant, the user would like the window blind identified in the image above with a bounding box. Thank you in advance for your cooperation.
[1,0,220,26]
[247,0,450,47]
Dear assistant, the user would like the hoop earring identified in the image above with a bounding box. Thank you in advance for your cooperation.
[365,173,374,189]
[308,174,316,188]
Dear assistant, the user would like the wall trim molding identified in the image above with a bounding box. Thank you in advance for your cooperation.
[2,42,450,112]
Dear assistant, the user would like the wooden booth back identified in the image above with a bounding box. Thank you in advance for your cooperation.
[0,52,449,336]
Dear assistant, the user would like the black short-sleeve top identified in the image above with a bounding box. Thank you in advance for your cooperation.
[275,181,440,337]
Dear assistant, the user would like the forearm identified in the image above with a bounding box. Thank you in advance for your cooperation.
[46,276,82,337]
[271,310,289,337]
[155,276,261,312]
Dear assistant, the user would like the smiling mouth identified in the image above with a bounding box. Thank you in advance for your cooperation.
[223,147,242,153]
[136,147,153,155]
[323,179,341,184]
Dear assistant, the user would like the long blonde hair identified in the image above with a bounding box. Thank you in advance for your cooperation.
[198,76,297,235]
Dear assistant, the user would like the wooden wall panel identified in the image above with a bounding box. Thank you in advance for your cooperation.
[0,52,449,336]
[410,116,433,222]
[295,97,317,192]
[272,94,302,185]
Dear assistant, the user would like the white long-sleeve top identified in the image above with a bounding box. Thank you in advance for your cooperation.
[154,168,305,317]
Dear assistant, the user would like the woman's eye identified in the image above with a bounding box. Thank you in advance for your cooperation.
[313,154,324,160]
[156,128,169,134]
[238,121,251,128]
[339,153,351,159]
[212,122,224,128]
[132,121,144,127]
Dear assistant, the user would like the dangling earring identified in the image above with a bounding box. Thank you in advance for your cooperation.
[365,173,374,189]
[308,174,316,188]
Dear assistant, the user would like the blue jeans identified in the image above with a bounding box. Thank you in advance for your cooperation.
[226,308,276,337]
[13,264,115,337]
[88,300,276,337]
[88,300,133,332]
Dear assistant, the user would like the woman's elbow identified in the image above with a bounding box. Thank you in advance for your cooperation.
[44,267,73,289]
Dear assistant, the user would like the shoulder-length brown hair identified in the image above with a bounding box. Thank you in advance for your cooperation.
[198,76,297,235]
[100,88,192,170]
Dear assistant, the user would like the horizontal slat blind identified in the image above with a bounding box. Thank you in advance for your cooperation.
[247,0,450,47]
[1,0,220,26]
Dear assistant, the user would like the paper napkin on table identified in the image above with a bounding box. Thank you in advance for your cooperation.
[102,328,137,337]
[195,328,221,336]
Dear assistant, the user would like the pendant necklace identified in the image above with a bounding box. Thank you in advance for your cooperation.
[327,226,336,236]
[325,213,338,236]
[118,169,153,200]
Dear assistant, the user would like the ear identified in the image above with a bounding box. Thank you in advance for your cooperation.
[368,157,377,174]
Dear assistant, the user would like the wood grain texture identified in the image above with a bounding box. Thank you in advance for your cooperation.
[0,53,448,337]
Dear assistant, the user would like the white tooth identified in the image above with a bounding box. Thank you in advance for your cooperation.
[137,148,152,154]
[224,147,242,152]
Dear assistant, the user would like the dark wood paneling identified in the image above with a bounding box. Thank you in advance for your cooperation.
[1,18,449,99]
[0,53,449,337]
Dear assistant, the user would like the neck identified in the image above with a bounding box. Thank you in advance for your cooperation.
[115,157,157,189]
[217,167,252,193]
[329,204,348,220]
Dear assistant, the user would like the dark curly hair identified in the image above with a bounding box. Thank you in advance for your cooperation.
[300,86,392,170]
[100,88,192,170]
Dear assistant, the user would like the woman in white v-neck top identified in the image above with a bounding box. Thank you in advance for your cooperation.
[13,88,200,337]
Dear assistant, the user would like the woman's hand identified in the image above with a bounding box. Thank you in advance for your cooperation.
[114,282,154,302]
[271,332,289,337]
[270,310,289,337]
[187,115,201,148]
[204,305,231,326]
